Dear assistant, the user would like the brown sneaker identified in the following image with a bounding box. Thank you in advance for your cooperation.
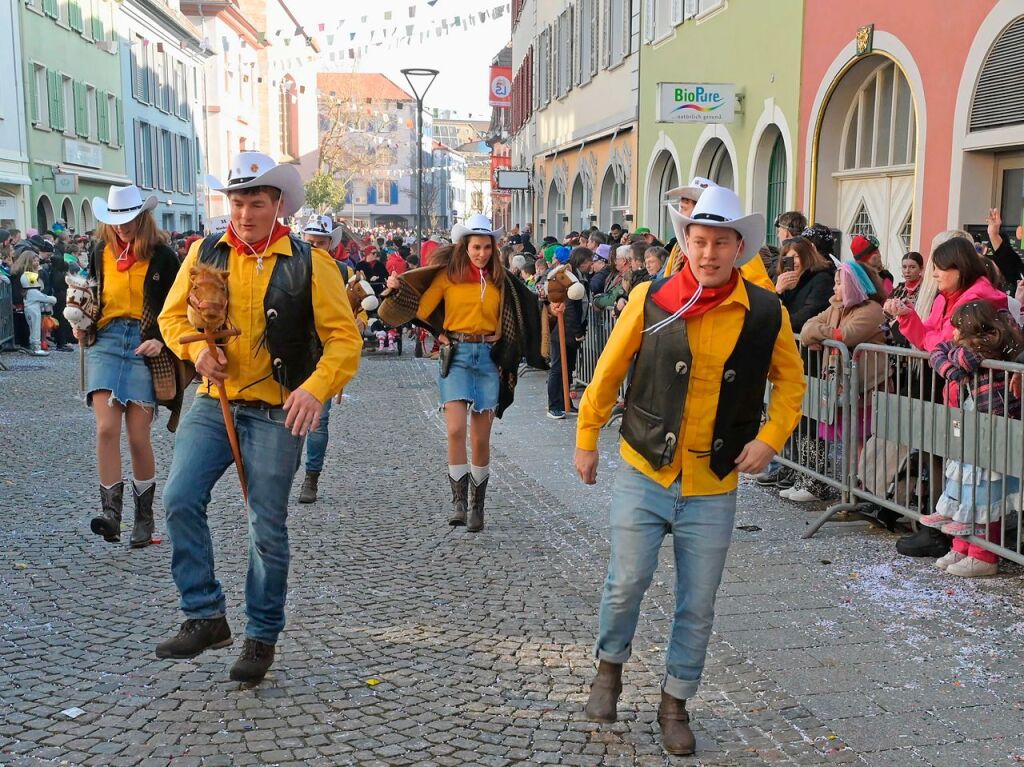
[583,661,623,722]
[155,617,232,659]
[658,691,695,755]
[298,471,320,504]
[229,639,276,683]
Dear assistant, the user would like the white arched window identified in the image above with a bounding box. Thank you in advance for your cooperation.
[841,61,916,171]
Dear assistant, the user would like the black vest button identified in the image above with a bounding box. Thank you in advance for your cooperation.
[723,369,736,382]
[713,438,724,451]
[675,361,688,375]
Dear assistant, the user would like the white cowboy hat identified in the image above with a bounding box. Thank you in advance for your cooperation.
[667,186,765,267]
[664,176,716,204]
[92,185,158,226]
[302,214,344,249]
[451,213,504,244]
[206,151,304,218]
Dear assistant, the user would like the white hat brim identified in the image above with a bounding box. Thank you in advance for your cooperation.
[92,194,158,226]
[207,163,305,218]
[664,185,707,204]
[451,223,505,243]
[667,205,765,267]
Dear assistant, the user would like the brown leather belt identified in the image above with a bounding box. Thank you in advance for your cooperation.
[447,332,498,343]
[229,399,279,410]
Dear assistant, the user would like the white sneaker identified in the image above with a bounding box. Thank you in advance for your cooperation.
[946,556,998,578]
[934,550,966,571]
[785,488,820,503]
[31,348,49,356]
[779,486,796,499]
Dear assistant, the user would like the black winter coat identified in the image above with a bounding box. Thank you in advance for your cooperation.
[780,267,836,333]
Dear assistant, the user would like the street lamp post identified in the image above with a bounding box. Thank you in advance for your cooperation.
[401,67,439,255]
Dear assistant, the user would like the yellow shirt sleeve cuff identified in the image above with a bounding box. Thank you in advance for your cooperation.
[756,421,791,454]
[299,381,328,405]
[576,428,600,452]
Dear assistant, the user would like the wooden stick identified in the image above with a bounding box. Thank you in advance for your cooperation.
[180,328,247,503]
[557,312,571,416]
[79,342,86,396]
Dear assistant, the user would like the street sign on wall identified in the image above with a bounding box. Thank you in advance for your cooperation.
[656,82,737,124]
[496,170,530,190]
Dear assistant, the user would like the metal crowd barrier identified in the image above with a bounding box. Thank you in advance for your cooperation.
[0,274,14,351]
[575,305,616,388]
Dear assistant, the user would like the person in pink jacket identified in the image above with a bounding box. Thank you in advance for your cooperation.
[884,238,1007,363]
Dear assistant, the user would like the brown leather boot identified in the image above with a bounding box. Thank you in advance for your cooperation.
[583,661,623,722]
[448,474,469,526]
[658,690,695,755]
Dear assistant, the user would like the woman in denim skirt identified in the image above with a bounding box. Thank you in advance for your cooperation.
[79,185,182,548]
[387,215,507,532]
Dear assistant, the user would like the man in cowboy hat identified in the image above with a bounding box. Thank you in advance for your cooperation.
[574,186,805,756]
[156,151,363,683]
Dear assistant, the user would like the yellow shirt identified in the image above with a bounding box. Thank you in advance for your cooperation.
[417,272,501,335]
[576,277,805,496]
[665,242,775,293]
[158,234,362,406]
[98,244,147,328]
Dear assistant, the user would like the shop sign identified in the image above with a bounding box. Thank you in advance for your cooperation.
[489,66,512,108]
[63,139,103,169]
[656,82,736,124]
[54,173,79,194]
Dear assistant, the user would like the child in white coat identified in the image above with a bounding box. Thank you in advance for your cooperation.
[20,260,57,356]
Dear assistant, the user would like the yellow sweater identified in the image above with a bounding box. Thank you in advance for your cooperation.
[159,234,362,406]
[98,244,147,328]
[417,271,501,335]
[576,277,805,496]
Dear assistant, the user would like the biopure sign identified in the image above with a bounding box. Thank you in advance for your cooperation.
[656,82,736,124]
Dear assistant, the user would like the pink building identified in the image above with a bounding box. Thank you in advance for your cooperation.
[798,0,1024,270]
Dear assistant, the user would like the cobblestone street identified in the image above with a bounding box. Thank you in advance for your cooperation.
[2,349,1024,767]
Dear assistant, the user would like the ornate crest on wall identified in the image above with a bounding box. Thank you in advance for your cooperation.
[855,24,874,57]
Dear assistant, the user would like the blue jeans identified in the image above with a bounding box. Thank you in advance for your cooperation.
[163,396,303,644]
[596,465,737,700]
[304,399,332,473]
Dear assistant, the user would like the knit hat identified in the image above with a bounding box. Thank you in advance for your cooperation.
[850,234,880,262]
[593,244,611,262]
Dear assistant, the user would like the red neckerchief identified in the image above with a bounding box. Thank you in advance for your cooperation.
[651,260,739,319]
[224,221,292,257]
[114,236,138,272]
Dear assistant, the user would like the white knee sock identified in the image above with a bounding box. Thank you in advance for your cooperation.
[133,477,155,495]
[470,464,490,484]
[100,480,122,490]
[448,464,469,481]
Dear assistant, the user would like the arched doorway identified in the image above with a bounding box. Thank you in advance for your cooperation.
[546,179,565,240]
[61,197,76,232]
[80,198,94,232]
[813,56,918,271]
[695,138,735,191]
[752,127,788,245]
[646,150,678,243]
[599,165,628,230]
[36,195,54,232]
[569,175,586,235]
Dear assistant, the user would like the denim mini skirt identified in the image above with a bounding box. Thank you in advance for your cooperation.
[86,318,156,409]
[438,341,499,413]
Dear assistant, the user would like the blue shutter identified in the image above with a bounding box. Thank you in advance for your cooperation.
[390,182,399,204]
[367,184,377,205]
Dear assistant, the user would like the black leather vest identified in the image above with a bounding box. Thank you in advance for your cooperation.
[619,276,782,480]
[198,234,319,393]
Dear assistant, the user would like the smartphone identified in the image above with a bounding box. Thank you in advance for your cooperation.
[781,255,794,272]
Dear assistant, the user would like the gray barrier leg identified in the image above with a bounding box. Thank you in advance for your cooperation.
[801,502,862,539]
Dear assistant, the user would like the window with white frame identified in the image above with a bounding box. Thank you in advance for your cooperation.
[575,0,592,86]
[645,0,675,43]
[31,64,48,126]
[61,75,73,135]
[536,27,551,106]
[609,0,631,67]
[557,7,573,98]
[685,0,721,17]
[841,61,916,171]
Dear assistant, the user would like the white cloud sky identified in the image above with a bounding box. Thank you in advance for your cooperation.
[287,0,511,118]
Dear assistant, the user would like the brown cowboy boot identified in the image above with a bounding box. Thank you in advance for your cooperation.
[583,661,623,722]
[448,474,469,526]
[658,690,695,756]
[467,475,487,532]
[91,482,124,543]
[129,483,156,548]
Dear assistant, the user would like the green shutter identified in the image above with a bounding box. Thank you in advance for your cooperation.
[115,97,123,145]
[74,82,87,137]
[47,70,63,131]
[91,16,104,42]
[42,0,58,18]
[68,1,83,32]
[28,65,39,124]
[97,90,109,142]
